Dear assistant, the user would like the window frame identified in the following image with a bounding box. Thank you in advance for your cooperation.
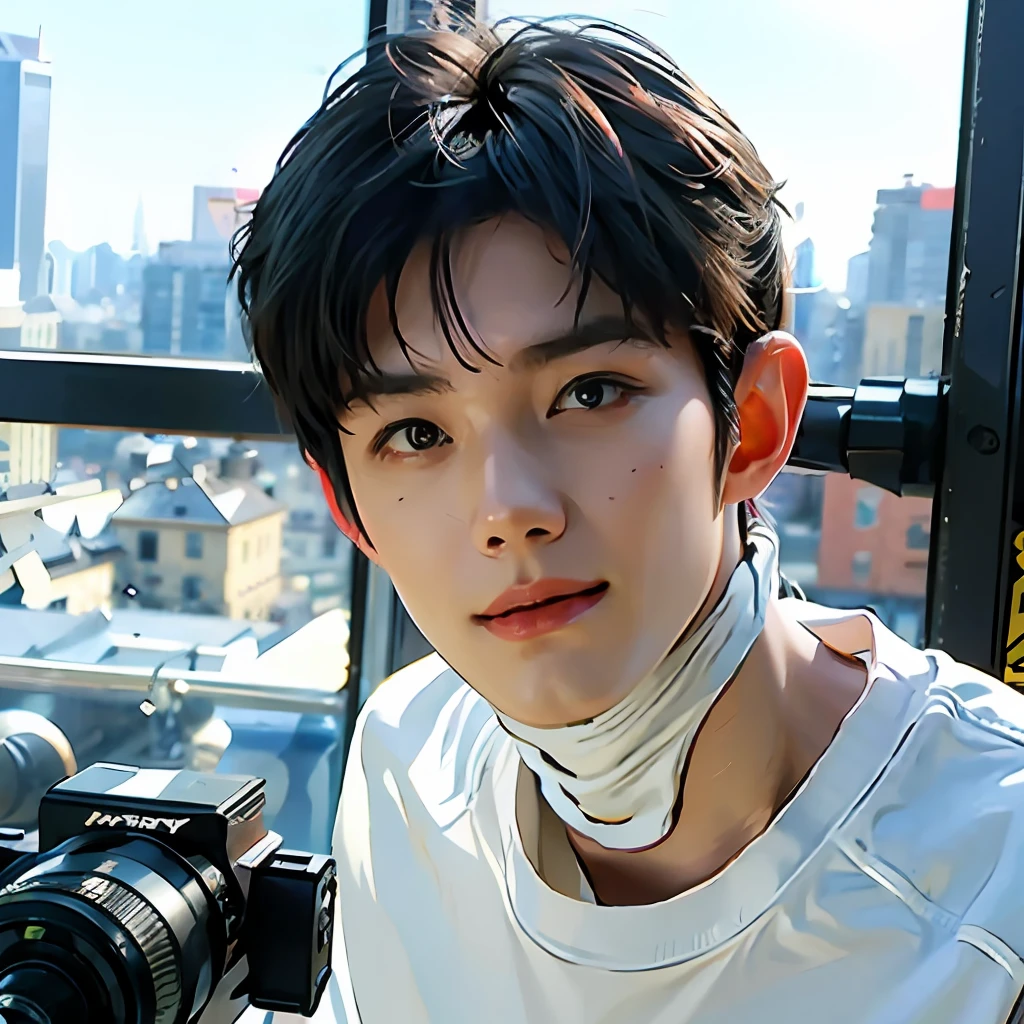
[924,0,1024,682]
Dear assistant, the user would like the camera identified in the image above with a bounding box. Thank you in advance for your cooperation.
[0,762,336,1024]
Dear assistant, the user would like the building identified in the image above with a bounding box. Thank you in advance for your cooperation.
[0,516,123,614]
[0,420,57,489]
[142,186,258,359]
[0,30,51,302]
[111,461,286,621]
[132,195,148,258]
[788,286,845,383]
[0,276,59,491]
[860,304,944,378]
[70,242,125,305]
[849,179,953,383]
[813,474,930,645]
[19,294,60,348]
[191,185,259,247]
[846,251,869,308]
[0,267,24,347]
[142,254,231,357]
[866,178,953,307]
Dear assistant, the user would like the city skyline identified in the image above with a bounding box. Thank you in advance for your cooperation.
[4,0,968,289]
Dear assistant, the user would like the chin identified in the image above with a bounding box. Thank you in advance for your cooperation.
[510,658,631,726]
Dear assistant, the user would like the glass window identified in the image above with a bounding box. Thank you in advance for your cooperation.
[907,521,930,551]
[137,529,158,562]
[854,487,883,529]
[0,0,969,851]
[851,551,873,585]
[0,2,365,363]
[0,422,355,852]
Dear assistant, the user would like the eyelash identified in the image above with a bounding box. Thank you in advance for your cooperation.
[371,374,644,458]
[547,373,644,418]
[371,419,453,456]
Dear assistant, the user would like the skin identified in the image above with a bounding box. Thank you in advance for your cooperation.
[337,214,867,903]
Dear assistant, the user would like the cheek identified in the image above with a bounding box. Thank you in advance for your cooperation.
[559,399,716,537]
[347,462,466,613]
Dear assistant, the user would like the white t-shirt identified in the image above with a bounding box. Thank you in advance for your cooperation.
[300,601,1024,1024]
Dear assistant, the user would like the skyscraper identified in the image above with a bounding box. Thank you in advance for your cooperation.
[132,195,149,258]
[143,186,258,359]
[0,29,51,302]
[866,177,953,306]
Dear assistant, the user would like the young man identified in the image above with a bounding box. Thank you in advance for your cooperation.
[234,13,1024,1024]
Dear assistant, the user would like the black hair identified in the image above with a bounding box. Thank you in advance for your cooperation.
[232,9,788,540]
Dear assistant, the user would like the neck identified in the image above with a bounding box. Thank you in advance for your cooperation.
[565,520,868,906]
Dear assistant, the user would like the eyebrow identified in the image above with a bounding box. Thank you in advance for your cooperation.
[352,315,650,403]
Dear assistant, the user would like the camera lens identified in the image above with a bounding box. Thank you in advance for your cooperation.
[0,962,87,1023]
[0,834,229,1024]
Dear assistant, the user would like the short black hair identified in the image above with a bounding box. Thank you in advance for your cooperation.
[233,11,787,539]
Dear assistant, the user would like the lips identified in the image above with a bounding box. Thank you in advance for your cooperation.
[474,579,610,642]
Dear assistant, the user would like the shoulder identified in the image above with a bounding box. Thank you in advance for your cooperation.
[344,653,502,827]
[923,648,1024,743]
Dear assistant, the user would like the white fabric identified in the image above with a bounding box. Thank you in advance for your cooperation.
[305,602,1024,1024]
[494,519,778,849]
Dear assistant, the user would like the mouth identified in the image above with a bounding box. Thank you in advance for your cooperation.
[474,580,610,642]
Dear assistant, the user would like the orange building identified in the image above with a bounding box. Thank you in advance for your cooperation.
[816,474,931,597]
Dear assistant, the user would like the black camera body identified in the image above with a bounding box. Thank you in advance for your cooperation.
[0,762,336,1024]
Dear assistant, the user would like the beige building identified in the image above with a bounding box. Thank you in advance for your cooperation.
[1,515,122,615]
[0,422,58,489]
[860,304,945,379]
[0,276,60,492]
[112,471,286,620]
[19,295,61,349]
[40,523,122,614]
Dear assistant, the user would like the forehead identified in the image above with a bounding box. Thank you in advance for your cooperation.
[364,215,625,373]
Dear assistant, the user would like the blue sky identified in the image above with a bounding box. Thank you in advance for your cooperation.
[5,0,968,288]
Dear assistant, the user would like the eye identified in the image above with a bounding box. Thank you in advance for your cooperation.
[550,375,640,416]
[375,419,452,457]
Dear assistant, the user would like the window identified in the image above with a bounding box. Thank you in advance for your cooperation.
[138,530,158,562]
[854,487,883,529]
[0,0,975,851]
[851,551,873,585]
[0,423,355,852]
[907,522,930,550]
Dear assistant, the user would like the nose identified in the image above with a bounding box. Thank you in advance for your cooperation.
[469,433,566,558]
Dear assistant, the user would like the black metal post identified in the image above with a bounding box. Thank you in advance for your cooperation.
[925,0,1024,681]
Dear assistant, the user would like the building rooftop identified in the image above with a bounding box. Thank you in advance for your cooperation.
[0,31,42,63]
[0,604,280,668]
[113,473,283,527]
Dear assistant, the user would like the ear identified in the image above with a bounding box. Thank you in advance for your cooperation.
[304,452,380,564]
[720,331,808,507]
